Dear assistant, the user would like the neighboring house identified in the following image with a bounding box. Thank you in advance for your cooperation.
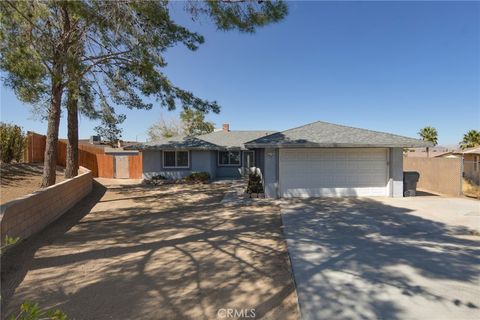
[437,146,480,184]
[59,137,140,156]
[462,147,480,184]
[404,146,457,158]
[131,124,274,180]
[131,121,430,198]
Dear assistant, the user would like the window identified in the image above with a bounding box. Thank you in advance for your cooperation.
[218,151,241,166]
[163,151,189,168]
[475,156,479,172]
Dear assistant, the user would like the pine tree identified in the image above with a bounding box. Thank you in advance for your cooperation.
[1,1,288,185]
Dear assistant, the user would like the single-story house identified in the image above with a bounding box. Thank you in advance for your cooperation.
[133,124,274,180]
[130,121,430,198]
[404,146,456,158]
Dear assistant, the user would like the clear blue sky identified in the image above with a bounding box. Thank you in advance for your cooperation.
[1,1,479,145]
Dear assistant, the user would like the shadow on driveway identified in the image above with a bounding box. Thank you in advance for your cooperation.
[281,197,480,320]
[1,181,107,311]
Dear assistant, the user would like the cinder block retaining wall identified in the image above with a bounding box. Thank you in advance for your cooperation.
[1,167,93,244]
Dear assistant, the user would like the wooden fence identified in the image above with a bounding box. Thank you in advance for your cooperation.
[128,153,143,179]
[403,157,463,196]
[24,132,142,179]
[23,132,46,163]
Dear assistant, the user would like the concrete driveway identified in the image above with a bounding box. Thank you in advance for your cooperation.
[281,196,480,320]
[2,182,299,320]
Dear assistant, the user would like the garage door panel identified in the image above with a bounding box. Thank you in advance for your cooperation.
[279,148,388,197]
[282,187,386,198]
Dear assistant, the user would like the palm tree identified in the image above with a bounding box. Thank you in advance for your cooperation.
[460,130,480,150]
[418,126,438,157]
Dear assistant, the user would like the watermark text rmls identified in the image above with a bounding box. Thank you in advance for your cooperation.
[217,308,256,318]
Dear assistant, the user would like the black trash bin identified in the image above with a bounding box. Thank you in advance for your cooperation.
[403,171,420,197]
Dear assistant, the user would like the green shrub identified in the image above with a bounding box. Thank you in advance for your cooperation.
[0,122,26,163]
[246,172,263,193]
[185,172,210,183]
[10,301,67,320]
[1,235,20,254]
[146,174,167,186]
[151,174,167,181]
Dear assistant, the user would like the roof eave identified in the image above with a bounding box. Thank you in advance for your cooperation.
[124,145,246,151]
[245,142,433,148]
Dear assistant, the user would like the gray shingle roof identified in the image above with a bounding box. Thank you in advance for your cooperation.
[245,121,432,148]
[128,130,275,150]
[197,131,275,149]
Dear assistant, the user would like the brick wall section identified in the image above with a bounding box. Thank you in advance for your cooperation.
[0,167,93,244]
[403,157,463,196]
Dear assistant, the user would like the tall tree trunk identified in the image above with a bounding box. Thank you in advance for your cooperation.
[41,77,63,187]
[65,89,79,178]
[41,5,70,187]
[426,146,430,158]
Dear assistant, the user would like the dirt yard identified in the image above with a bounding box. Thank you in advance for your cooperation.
[0,163,65,205]
[2,182,299,319]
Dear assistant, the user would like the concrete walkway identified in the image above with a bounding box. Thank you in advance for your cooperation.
[281,197,480,320]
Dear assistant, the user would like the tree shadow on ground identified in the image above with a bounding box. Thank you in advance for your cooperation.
[281,197,480,320]
[1,181,107,315]
[2,183,298,320]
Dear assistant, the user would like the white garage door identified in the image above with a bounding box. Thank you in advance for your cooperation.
[279,148,388,197]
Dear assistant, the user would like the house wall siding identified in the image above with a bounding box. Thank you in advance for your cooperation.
[254,148,265,174]
[215,166,242,178]
[389,147,404,197]
[143,149,262,180]
[142,150,216,179]
[263,148,279,198]
[215,150,250,178]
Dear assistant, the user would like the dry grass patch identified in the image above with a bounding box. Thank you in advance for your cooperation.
[463,178,480,199]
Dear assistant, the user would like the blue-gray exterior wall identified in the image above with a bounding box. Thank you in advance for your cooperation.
[142,150,216,180]
[215,149,264,179]
[388,147,404,197]
[215,150,244,178]
[215,166,242,178]
[254,148,265,174]
[142,149,260,180]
